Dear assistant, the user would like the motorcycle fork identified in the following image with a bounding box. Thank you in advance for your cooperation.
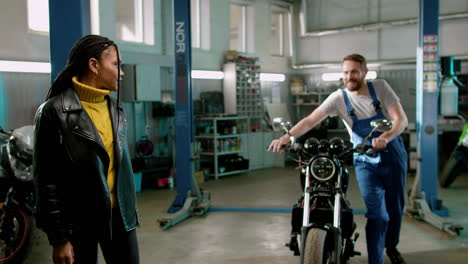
[330,192,342,264]
[299,168,312,264]
[0,187,14,243]
[331,228,342,264]
[302,169,311,228]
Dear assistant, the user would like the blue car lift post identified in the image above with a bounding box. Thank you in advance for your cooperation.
[406,0,463,236]
[157,0,210,230]
[49,0,90,81]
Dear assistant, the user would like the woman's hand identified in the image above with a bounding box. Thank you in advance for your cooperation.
[268,134,291,153]
[53,241,74,264]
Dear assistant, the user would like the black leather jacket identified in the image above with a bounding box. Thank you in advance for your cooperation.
[33,87,138,246]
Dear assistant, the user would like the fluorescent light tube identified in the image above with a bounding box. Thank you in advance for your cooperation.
[0,60,51,73]
[260,73,285,82]
[366,71,377,79]
[321,71,377,81]
[191,70,224,79]
[321,73,342,81]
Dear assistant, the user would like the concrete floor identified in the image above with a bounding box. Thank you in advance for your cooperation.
[24,166,468,264]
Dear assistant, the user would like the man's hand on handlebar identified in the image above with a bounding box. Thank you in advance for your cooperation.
[356,137,388,155]
[268,134,291,153]
[371,137,388,150]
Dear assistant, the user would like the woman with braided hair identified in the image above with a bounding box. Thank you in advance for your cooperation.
[34,35,140,264]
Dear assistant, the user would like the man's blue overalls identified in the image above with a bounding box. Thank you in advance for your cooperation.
[342,82,407,264]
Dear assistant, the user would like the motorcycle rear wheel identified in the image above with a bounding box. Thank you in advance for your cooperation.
[0,208,34,264]
[303,228,331,264]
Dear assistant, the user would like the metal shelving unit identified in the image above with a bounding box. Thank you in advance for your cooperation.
[290,91,331,123]
[194,116,250,179]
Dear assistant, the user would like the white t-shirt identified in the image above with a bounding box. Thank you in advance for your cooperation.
[318,79,400,138]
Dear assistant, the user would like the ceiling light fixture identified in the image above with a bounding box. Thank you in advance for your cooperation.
[321,71,377,81]
[191,70,224,79]
[260,73,286,82]
[0,60,51,73]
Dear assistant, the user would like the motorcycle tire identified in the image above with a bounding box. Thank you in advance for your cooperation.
[0,208,34,264]
[439,146,467,188]
[303,228,331,264]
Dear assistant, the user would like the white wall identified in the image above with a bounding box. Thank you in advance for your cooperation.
[292,1,468,126]
[191,0,292,73]
[0,1,51,128]
[0,1,50,62]
[0,0,294,151]
[0,0,293,75]
[295,0,468,65]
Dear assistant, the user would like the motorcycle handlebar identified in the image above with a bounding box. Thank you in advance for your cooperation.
[0,127,12,136]
[280,142,374,159]
[355,144,373,155]
[337,144,373,160]
[281,143,302,153]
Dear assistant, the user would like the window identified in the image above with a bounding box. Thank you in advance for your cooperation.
[229,4,254,53]
[270,5,292,56]
[27,0,101,35]
[270,12,283,56]
[90,0,100,34]
[115,0,154,45]
[191,0,210,50]
[27,0,49,33]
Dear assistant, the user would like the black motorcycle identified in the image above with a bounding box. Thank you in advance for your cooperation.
[0,125,35,264]
[274,118,392,264]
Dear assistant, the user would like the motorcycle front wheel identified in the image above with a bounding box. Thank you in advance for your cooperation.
[303,228,331,264]
[0,208,34,264]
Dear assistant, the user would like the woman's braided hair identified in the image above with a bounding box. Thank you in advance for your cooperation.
[46,34,121,100]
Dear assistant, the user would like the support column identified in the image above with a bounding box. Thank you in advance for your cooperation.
[416,0,446,215]
[168,0,194,213]
[49,0,90,81]
[0,73,6,127]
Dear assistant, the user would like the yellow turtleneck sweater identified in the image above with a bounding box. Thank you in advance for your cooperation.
[72,76,117,208]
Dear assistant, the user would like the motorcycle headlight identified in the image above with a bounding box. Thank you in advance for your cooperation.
[318,139,329,153]
[310,156,336,182]
[304,138,320,155]
[329,137,346,155]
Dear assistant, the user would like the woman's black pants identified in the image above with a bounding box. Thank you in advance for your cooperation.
[69,209,140,264]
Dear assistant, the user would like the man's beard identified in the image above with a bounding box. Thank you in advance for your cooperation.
[345,78,364,91]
